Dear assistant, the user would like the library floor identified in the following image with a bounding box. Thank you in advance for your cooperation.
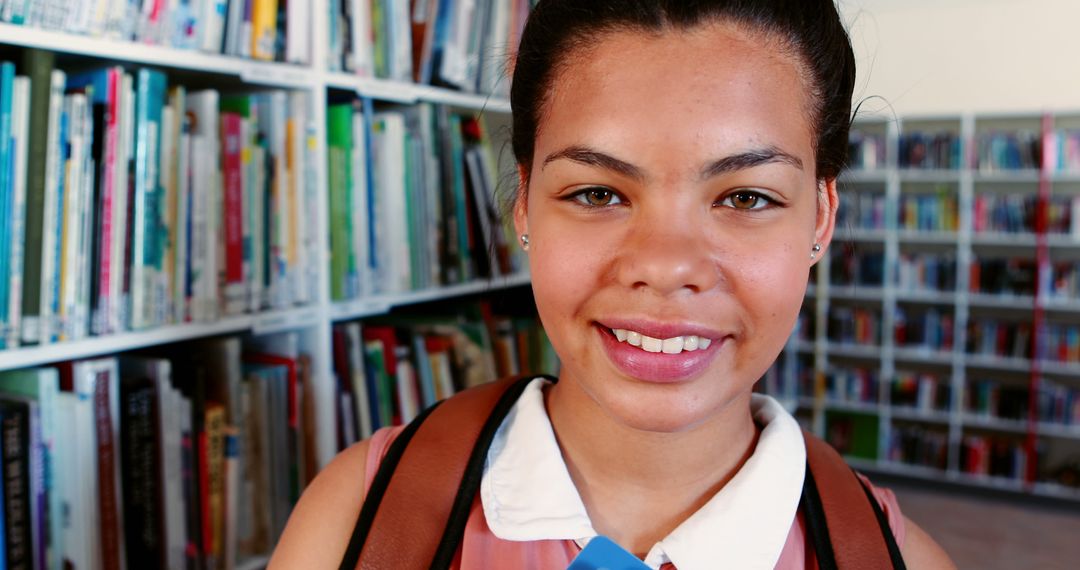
[891,482,1080,569]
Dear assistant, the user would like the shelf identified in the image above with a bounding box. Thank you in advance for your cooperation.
[893,347,954,366]
[839,170,889,184]
[966,293,1035,310]
[330,273,532,321]
[799,397,880,415]
[0,307,321,372]
[964,354,1080,377]
[1036,423,1080,440]
[827,343,883,360]
[895,289,957,304]
[897,169,962,183]
[0,23,316,88]
[896,230,958,245]
[828,285,885,301]
[323,72,512,113]
[972,170,1041,183]
[963,415,1029,435]
[890,407,952,424]
[971,232,1038,248]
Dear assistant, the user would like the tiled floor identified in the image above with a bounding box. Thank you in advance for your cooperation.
[890,482,1080,569]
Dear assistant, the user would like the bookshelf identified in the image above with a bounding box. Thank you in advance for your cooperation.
[777,112,1080,502]
[0,2,536,568]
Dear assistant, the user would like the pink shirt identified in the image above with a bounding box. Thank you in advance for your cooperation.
[363,408,905,570]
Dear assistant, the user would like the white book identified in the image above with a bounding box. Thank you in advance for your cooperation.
[8,76,30,348]
[225,0,246,56]
[184,90,220,321]
[88,0,114,37]
[258,91,288,309]
[65,0,95,33]
[174,105,191,323]
[159,104,176,325]
[75,154,95,340]
[395,347,420,424]
[105,0,129,40]
[163,386,185,570]
[371,112,410,293]
[112,73,134,333]
[389,0,414,82]
[199,0,228,53]
[344,322,373,438]
[439,0,475,88]
[59,94,85,341]
[350,0,374,77]
[38,69,66,345]
[287,91,309,306]
[286,0,310,64]
[51,393,80,569]
[481,0,511,97]
[1072,195,1080,238]
[349,107,371,297]
[249,130,265,314]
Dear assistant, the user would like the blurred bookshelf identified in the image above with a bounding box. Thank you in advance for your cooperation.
[0,1,539,569]
[764,112,1080,502]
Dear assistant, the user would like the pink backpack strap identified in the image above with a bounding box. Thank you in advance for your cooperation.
[802,430,906,569]
[340,375,540,570]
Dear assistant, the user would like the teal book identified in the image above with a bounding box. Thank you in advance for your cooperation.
[0,61,15,348]
[131,68,169,329]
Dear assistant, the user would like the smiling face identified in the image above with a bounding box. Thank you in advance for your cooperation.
[515,21,838,433]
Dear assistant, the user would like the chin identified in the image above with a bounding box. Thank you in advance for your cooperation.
[593,376,749,434]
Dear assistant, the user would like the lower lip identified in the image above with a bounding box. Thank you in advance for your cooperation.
[597,326,725,383]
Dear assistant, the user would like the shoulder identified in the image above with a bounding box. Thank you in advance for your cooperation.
[269,428,401,569]
[858,476,955,569]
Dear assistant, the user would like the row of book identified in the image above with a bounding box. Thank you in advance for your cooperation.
[835,192,886,231]
[820,366,878,405]
[897,189,959,232]
[887,425,948,470]
[1036,380,1080,426]
[827,306,880,346]
[846,130,887,171]
[961,434,1029,481]
[327,0,532,96]
[972,194,1080,236]
[897,253,956,293]
[0,50,319,348]
[1046,129,1080,172]
[966,318,1033,360]
[892,371,951,413]
[331,302,558,446]
[967,379,1030,421]
[894,306,954,351]
[975,130,1041,172]
[970,258,1036,296]
[829,250,884,287]
[898,131,962,170]
[1050,262,1080,299]
[0,0,308,63]
[327,99,522,301]
[0,332,313,570]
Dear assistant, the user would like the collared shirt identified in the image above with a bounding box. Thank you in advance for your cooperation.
[479,378,807,570]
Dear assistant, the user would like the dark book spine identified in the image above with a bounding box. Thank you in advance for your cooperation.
[181,430,200,570]
[1,404,31,569]
[120,386,163,568]
[17,48,55,345]
[95,371,122,570]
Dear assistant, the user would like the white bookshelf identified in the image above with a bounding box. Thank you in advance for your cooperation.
[786,112,1080,501]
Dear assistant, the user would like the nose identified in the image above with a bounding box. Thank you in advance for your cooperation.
[613,211,723,296]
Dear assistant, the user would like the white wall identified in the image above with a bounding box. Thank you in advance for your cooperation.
[839,0,1080,116]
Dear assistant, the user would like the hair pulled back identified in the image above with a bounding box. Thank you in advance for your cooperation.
[510,0,857,182]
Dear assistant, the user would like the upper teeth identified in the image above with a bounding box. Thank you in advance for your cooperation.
[612,328,712,354]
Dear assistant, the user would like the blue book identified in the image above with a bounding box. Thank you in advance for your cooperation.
[0,61,14,349]
[132,68,168,329]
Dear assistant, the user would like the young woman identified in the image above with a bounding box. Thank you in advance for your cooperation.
[273,1,954,567]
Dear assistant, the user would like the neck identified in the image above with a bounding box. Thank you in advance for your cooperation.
[545,376,759,555]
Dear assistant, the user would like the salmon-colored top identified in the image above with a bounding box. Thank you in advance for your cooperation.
[363,415,905,570]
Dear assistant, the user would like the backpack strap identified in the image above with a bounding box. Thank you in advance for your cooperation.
[801,431,906,569]
[340,374,543,570]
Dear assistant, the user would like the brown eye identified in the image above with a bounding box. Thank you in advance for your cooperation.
[571,187,623,207]
[718,190,773,211]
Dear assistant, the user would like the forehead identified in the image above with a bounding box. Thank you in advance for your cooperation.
[538,22,815,171]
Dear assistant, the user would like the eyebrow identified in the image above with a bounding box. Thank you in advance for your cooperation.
[542,144,804,182]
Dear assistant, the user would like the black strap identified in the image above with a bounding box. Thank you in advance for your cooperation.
[800,462,907,570]
[801,463,839,570]
[858,474,907,569]
[430,375,549,568]
[338,400,444,570]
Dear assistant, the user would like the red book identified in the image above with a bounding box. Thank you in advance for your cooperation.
[98,68,121,333]
[221,113,245,307]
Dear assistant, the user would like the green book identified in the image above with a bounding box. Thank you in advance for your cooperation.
[326,104,354,301]
[18,49,55,345]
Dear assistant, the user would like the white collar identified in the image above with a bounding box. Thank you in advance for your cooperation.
[479,378,806,570]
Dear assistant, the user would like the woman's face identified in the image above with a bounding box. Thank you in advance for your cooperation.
[516,22,837,433]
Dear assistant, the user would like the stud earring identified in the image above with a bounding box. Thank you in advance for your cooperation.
[520,234,530,250]
[810,243,822,259]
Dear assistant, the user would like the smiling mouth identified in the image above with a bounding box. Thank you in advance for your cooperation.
[607,327,714,355]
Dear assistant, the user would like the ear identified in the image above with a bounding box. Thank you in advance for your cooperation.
[512,164,529,241]
[812,177,839,264]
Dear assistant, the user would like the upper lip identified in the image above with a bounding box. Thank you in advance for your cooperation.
[596,318,727,341]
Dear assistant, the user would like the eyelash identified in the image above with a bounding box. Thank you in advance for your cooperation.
[564,187,779,211]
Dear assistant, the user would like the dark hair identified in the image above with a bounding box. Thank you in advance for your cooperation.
[510,0,856,183]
